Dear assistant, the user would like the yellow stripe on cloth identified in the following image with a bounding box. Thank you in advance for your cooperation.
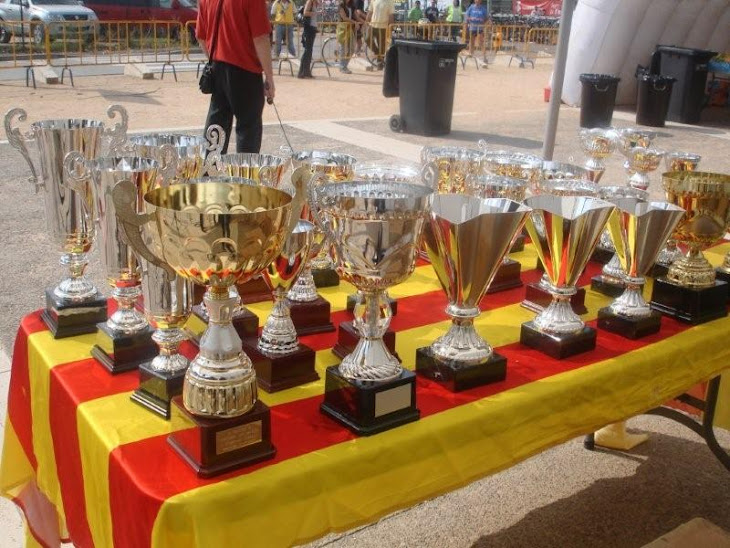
[152,314,730,548]
[0,420,35,498]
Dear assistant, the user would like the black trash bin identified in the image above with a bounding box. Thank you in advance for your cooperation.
[654,45,717,124]
[388,40,465,136]
[579,73,620,128]
[636,73,675,127]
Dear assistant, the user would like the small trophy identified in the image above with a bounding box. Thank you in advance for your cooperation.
[311,180,433,435]
[4,105,128,338]
[520,196,614,359]
[243,220,320,392]
[541,161,592,182]
[578,127,617,183]
[116,181,300,477]
[614,127,656,177]
[415,194,529,391]
[597,197,684,339]
[421,145,484,193]
[465,174,528,293]
[478,147,543,194]
[625,146,665,191]
[650,172,730,324]
[66,155,160,373]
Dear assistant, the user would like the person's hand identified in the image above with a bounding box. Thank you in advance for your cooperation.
[264,78,275,103]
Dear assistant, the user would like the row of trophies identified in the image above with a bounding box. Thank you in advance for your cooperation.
[5,106,730,478]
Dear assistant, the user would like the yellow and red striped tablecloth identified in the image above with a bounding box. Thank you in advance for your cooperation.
[2,242,730,548]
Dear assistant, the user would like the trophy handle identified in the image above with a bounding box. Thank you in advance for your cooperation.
[477,138,488,152]
[202,124,225,176]
[63,151,91,194]
[158,143,179,184]
[283,168,308,239]
[112,179,176,281]
[104,104,129,154]
[421,161,439,192]
[307,173,338,246]
[259,165,276,187]
[4,108,41,192]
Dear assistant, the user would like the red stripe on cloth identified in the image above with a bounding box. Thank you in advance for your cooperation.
[12,482,66,548]
[108,307,687,548]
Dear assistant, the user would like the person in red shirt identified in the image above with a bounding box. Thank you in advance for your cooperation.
[197,0,275,153]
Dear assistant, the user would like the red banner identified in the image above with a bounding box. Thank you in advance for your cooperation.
[513,0,562,16]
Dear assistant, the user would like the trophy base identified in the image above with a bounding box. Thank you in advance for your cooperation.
[312,268,340,288]
[91,323,157,374]
[332,322,399,361]
[237,276,274,305]
[42,289,107,339]
[168,398,276,478]
[188,305,259,346]
[715,269,730,300]
[520,321,597,359]
[242,338,320,393]
[590,247,614,265]
[521,283,588,315]
[345,294,398,316]
[130,362,186,419]
[288,297,336,335]
[649,263,669,279]
[487,259,522,294]
[597,307,662,340]
[590,275,625,298]
[510,234,525,253]
[649,278,728,325]
[320,366,420,435]
[415,346,507,392]
[534,258,544,272]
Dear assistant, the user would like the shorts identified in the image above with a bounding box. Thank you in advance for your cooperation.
[469,29,484,37]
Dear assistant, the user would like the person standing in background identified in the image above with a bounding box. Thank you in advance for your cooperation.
[271,0,296,59]
[408,0,423,22]
[366,0,393,70]
[466,0,488,59]
[445,0,463,41]
[337,0,356,74]
[353,0,367,55]
[298,0,320,78]
[424,0,439,23]
[197,0,275,154]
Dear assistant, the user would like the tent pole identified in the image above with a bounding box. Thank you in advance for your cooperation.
[541,0,576,160]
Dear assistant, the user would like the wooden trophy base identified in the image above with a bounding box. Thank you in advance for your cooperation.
[345,294,399,316]
[649,263,669,279]
[320,366,420,435]
[522,283,588,315]
[288,296,336,335]
[42,289,107,339]
[487,259,522,294]
[510,233,525,253]
[597,307,662,340]
[520,321,597,359]
[312,268,340,288]
[168,398,276,478]
[650,278,728,325]
[415,346,507,392]
[130,362,186,419]
[91,323,157,374]
[590,275,625,298]
[187,306,259,346]
[237,276,273,305]
[590,247,614,265]
[242,338,319,393]
[332,322,399,360]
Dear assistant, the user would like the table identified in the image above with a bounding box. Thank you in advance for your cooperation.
[3,242,730,548]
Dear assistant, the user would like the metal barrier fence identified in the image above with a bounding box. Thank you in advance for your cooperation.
[508,27,560,68]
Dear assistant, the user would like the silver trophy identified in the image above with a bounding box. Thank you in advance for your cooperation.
[614,127,656,176]
[541,161,592,182]
[416,194,529,391]
[625,146,665,191]
[311,180,433,435]
[216,152,287,188]
[4,105,128,337]
[477,143,543,193]
[421,146,484,194]
[521,195,614,359]
[578,127,617,183]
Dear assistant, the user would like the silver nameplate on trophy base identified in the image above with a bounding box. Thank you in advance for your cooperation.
[374,384,412,418]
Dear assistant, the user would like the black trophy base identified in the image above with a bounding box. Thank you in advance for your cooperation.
[649,278,728,325]
[188,305,259,346]
[130,362,186,419]
[715,269,730,300]
[320,366,420,435]
[333,321,399,361]
[590,247,614,265]
[42,289,107,339]
[510,234,525,253]
[522,283,588,315]
[520,321,597,359]
[242,338,319,393]
[415,346,507,392]
[590,275,625,298]
[597,307,662,340]
[487,259,522,294]
[312,268,340,288]
[288,296,336,335]
[91,323,157,374]
[168,398,276,478]
[649,263,669,279]
[345,294,399,316]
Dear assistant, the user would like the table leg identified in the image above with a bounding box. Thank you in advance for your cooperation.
[593,422,649,451]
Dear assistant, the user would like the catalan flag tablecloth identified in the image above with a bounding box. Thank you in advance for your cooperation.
[3,242,730,548]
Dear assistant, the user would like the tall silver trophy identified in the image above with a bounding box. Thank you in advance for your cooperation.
[311,180,433,435]
[597,198,685,339]
[415,194,529,391]
[521,196,614,359]
[4,105,128,337]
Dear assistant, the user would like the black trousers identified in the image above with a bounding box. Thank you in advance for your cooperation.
[298,25,316,77]
[205,61,264,154]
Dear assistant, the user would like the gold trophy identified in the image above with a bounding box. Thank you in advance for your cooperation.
[478,146,543,194]
[420,145,484,193]
[115,181,299,476]
[415,194,529,391]
[650,172,730,324]
[578,128,617,183]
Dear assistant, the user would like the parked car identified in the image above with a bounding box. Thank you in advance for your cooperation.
[82,0,197,25]
[0,0,99,45]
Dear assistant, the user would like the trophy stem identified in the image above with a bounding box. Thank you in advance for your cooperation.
[108,283,147,334]
[184,287,257,418]
[258,288,299,355]
[628,171,650,191]
[601,254,625,284]
[667,245,716,288]
[339,289,401,382]
[149,327,189,373]
[287,265,319,302]
[310,246,334,270]
[609,278,651,318]
[54,252,98,302]
[534,289,584,335]
[431,306,492,365]
[656,239,683,267]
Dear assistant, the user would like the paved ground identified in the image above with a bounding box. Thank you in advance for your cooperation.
[0,53,729,547]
